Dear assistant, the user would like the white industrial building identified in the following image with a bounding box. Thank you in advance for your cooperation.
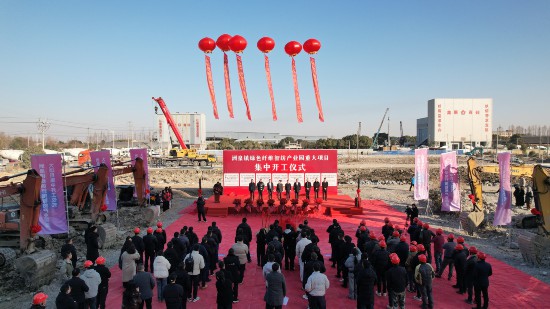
[416,98,493,149]
[155,112,207,152]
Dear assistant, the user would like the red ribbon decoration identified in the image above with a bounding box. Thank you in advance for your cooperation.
[309,57,324,122]
[291,57,303,123]
[204,55,219,119]
[264,54,277,121]
[236,54,252,120]
[223,53,234,118]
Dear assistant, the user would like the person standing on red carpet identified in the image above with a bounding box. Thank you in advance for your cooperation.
[267,179,274,200]
[313,178,320,199]
[415,254,435,309]
[304,178,312,200]
[382,218,394,241]
[386,254,407,309]
[405,245,418,293]
[257,179,265,201]
[184,244,205,303]
[283,225,297,271]
[132,263,155,309]
[473,252,492,309]
[305,262,329,309]
[196,196,207,222]
[464,247,478,305]
[264,263,286,309]
[431,229,445,274]
[321,178,329,201]
[224,249,241,303]
[372,241,390,297]
[452,244,467,295]
[248,179,256,200]
[293,179,301,199]
[296,231,312,281]
[231,236,249,283]
[419,223,435,263]
[356,258,377,309]
[436,234,456,280]
[236,218,253,263]
[276,180,283,200]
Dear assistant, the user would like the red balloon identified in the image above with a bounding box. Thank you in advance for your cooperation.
[229,35,247,53]
[257,37,275,53]
[198,37,216,53]
[284,41,302,57]
[216,34,232,52]
[303,38,321,54]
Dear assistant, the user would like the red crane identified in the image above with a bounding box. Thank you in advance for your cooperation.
[152,97,188,150]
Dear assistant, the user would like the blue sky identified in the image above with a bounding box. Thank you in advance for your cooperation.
[1,1,549,141]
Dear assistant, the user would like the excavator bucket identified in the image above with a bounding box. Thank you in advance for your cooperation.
[91,164,109,223]
[19,169,42,253]
[466,157,483,211]
[459,211,485,235]
[133,157,146,206]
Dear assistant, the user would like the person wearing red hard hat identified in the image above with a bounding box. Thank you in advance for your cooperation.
[452,244,468,295]
[419,223,435,265]
[387,231,401,253]
[405,245,418,293]
[143,227,158,272]
[386,252,407,309]
[395,235,409,267]
[411,244,426,301]
[436,233,457,280]
[132,227,145,265]
[93,256,111,309]
[473,251,492,309]
[372,240,390,297]
[153,227,166,256]
[464,246,479,305]
[414,253,435,309]
[31,292,48,309]
[432,228,445,275]
[457,236,470,258]
[81,259,101,309]
[363,232,379,261]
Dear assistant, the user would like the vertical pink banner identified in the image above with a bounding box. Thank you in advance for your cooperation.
[90,150,117,211]
[440,151,460,211]
[414,148,429,200]
[129,149,150,198]
[494,152,512,225]
[31,154,68,234]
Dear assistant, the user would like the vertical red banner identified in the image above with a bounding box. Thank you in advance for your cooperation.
[264,54,277,121]
[292,57,303,123]
[223,53,234,118]
[310,57,324,122]
[205,55,219,119]
[236,54,252,120]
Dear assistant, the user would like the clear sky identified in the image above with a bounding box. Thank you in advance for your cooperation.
[1,1,549,141]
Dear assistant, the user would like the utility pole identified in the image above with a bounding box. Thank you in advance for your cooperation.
[387,116,391,147]
[357,121,361,159]
[87,128,90,149]
[37,119,51,150]
[127,122,131,149]
[111,130,115,150]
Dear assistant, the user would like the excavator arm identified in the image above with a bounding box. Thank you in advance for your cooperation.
[532,165,550,233]
[152,97,188,150]
[112,157,146,206]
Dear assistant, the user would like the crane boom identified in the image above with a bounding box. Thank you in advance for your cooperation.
[152,97,188,150]
[372,108,389,149]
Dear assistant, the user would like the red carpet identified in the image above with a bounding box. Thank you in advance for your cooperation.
[106,194,550,308]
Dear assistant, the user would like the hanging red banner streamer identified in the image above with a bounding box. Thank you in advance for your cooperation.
[236,54,252,120]
[292,57,303,123]
[309,57,324,122]
[264,54,277,121]
[223,53,234,118]
[204,55,218,119]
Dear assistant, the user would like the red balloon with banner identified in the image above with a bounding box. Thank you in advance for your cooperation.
[257,37,277,121]
[216,34,234,118]
[285,41,303,122]
[303,38,324,122]
[198,37,219,119]
[229,35,252,120]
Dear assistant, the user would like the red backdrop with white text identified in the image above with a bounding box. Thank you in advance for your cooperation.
[222,149,338,195]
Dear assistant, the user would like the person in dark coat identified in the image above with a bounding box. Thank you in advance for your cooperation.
[216,269,234,309]
[293,179,301,199]
[132,228,145,264]
[304,178,312,200]
[264,263,286,309]
[186,227,199,247]
[415,254,435,309]
[405,204,419,226]
[473,252,492,309]
[61,238,78,268]
[164,242,180,274]
[284,180,292,199]
[276,180,284,200]
[340,235,356,285]
[372,241,390,296]
[381,219,394,241]
[331,233,345,270]
[302,252,326,289]
[313,178,320,199]
[386,255,407,309]
[212,222,223,246]
[67,268,89,309]
[154,228,166,254]
[93,256,111,309]
[327,219,342,265]
[248,179,256,200]
[407,219,420,243]
[395,236,409,268]
[267,179,274,200]
[223,251,241,302]
[419,223,435,263]
[283,225,297,271]
[257,179,265,201]
[356,258,377,309]
[86,225,100,262]
[163,274,185,309]
[143,228,158,272]
[121,281,142,309]
[464,247,478,305]
[56,283,78,309]
[237,218,253,262]
[197,196,207,222]
[364,233,379,260]
[256,228,267,267]
[452,244,467,294]
[133,263,155,309]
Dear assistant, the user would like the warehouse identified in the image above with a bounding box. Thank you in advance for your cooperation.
[155,112,207,151]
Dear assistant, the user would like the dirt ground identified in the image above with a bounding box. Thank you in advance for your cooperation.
[1,155,549,308]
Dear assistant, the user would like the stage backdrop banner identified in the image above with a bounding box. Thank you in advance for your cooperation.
[31,154,68,234]
[414,148,429,200]
[223,150,337,195]
[494,152,512,226]
[129,149,150,197]
[90,150,117,211]
[440,151,461,212]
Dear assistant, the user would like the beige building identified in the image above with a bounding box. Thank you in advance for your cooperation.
[156,112,206,151]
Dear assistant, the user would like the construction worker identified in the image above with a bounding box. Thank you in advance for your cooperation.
[419,223,435,263]
[412,244,426,301]
[30,292,48,309]
[473,252,492,309]
[432,228,445,274]
[452,244,467,294]
[382,218,394,241]
[143,227,158,272]
[386,254,407,309]
[387,231,401,253]
[81,260,101,309]
[464,246,478,305]
[436,233,456,280]
[132,227,144,264]
[405,245,418,293]
[415,254,435,309]
[93,256,111,309]
[372,240,390,297]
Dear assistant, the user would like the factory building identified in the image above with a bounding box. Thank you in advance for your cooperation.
[155,112,206,152]
[416,98,493,149]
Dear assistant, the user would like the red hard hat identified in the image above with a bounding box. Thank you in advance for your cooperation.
[83,260,93,268]
[378,235,385,241]
[469,246,478,254]
[457,236,465,244]
[400,235,406,242]
[134,227,140,234]
[157,221,163,228]
[413,217,419,223]
[394,225,400,230]
[95,256,106,265]
[379,241,387,248]
[360,226,367,232]
[418,254,427,263]
[156,228,162,233]
[423,223,429,229]
[477,252,487,260]
[392,231,400,237]
[360,219,366,226]
[33,292,48,305]
[416,244,425,252]
[455,244,464,251]
[436,228,443,235]
[369,232,377,239]
[447,233,455,240]
[410,245,417,252]
[417,220,423,226]
[411,241,418,246]
[391,255,400,265]
[384,217,390,223]
[147,227,153,234]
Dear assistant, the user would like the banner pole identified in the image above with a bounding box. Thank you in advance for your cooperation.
[63,159,70,235]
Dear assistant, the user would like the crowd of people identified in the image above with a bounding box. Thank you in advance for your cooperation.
[29,201,494,309]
